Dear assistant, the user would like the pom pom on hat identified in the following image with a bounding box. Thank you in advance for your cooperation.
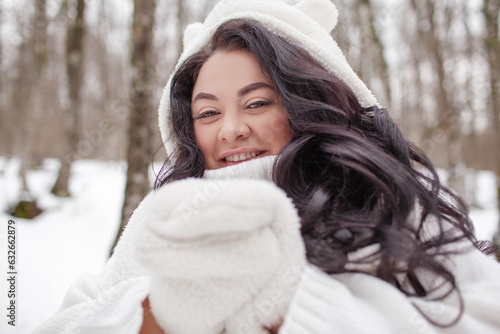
[294,0,339,32]
[182,22,203,49]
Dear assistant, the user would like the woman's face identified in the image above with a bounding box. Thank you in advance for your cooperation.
[191,50,292,170]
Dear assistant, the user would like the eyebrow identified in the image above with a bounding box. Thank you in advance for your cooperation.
[191,92,217,104]
[191,82,275,104]
[237,82,275,97]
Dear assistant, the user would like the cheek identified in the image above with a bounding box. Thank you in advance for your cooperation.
[273,117,292,149]
[273,115,292,141]
[194,125,216,158]
[255,114,292,149]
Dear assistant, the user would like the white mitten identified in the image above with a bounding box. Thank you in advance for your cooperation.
[133,177,305,334]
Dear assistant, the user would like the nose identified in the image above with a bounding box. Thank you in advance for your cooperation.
[217,112,251,143]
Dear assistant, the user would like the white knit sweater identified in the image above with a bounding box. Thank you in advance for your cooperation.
[35,156,500,334]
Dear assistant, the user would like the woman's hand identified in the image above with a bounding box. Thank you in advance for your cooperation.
[265,319,283,334]
[140,296,166,334]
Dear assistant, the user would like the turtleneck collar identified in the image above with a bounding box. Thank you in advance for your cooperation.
[203,155,276,181]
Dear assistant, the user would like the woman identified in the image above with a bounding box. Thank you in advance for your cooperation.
[36,0,500,333]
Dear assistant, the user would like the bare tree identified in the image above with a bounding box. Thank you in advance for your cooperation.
[9,0,48,218]
[0,0,3,100]
[0,0,4,149]
[110,0,157,255]
[359,0,391,107]
[51,0,86,197]
[176,0,186,60]
[483,0,500,242]
[483,0,500,175]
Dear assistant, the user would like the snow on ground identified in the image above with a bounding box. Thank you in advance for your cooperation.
[0,157,498,333]
[470,171,500,241]
[0,158,126,334]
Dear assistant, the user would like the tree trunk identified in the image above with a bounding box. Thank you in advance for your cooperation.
[7,0,48,218]
[331,0,353,69]
[0,1,3,100]
[110,0,156,255]
[359,0,391,107]
[51,0,86,197]
[176,0,185,60]
[460,1,480,206]
[20,0,47,197]
[483,0,500,174]
[425,1,453,157]
[483,0,500,243]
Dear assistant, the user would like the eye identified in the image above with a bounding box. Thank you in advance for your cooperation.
[193,110,219,120]
[247,100,272,109]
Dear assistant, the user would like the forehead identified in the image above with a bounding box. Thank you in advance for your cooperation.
[192,50,271,97]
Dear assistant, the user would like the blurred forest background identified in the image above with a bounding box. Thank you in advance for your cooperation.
[0,0,499,243]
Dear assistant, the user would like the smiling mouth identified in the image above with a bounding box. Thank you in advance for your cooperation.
[223,151,265,163]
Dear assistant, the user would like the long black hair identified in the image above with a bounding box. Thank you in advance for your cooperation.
[155,18,485,326]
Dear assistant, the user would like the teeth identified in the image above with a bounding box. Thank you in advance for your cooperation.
[224,151,262,162]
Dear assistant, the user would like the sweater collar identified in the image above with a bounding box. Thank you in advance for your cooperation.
[203,155,276,181]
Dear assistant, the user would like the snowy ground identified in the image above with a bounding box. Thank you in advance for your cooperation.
[0,157,498,334]
[0,158,126,334]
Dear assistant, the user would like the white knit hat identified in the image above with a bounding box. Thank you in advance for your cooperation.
[158,0,379,155]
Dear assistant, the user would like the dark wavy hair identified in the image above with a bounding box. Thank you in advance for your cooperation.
[155,19,487,326]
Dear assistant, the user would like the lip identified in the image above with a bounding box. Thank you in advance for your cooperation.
[219,148,267,166]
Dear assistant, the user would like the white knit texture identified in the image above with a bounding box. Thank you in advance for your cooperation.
[204,155,276,180]
[280,251,500,334]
